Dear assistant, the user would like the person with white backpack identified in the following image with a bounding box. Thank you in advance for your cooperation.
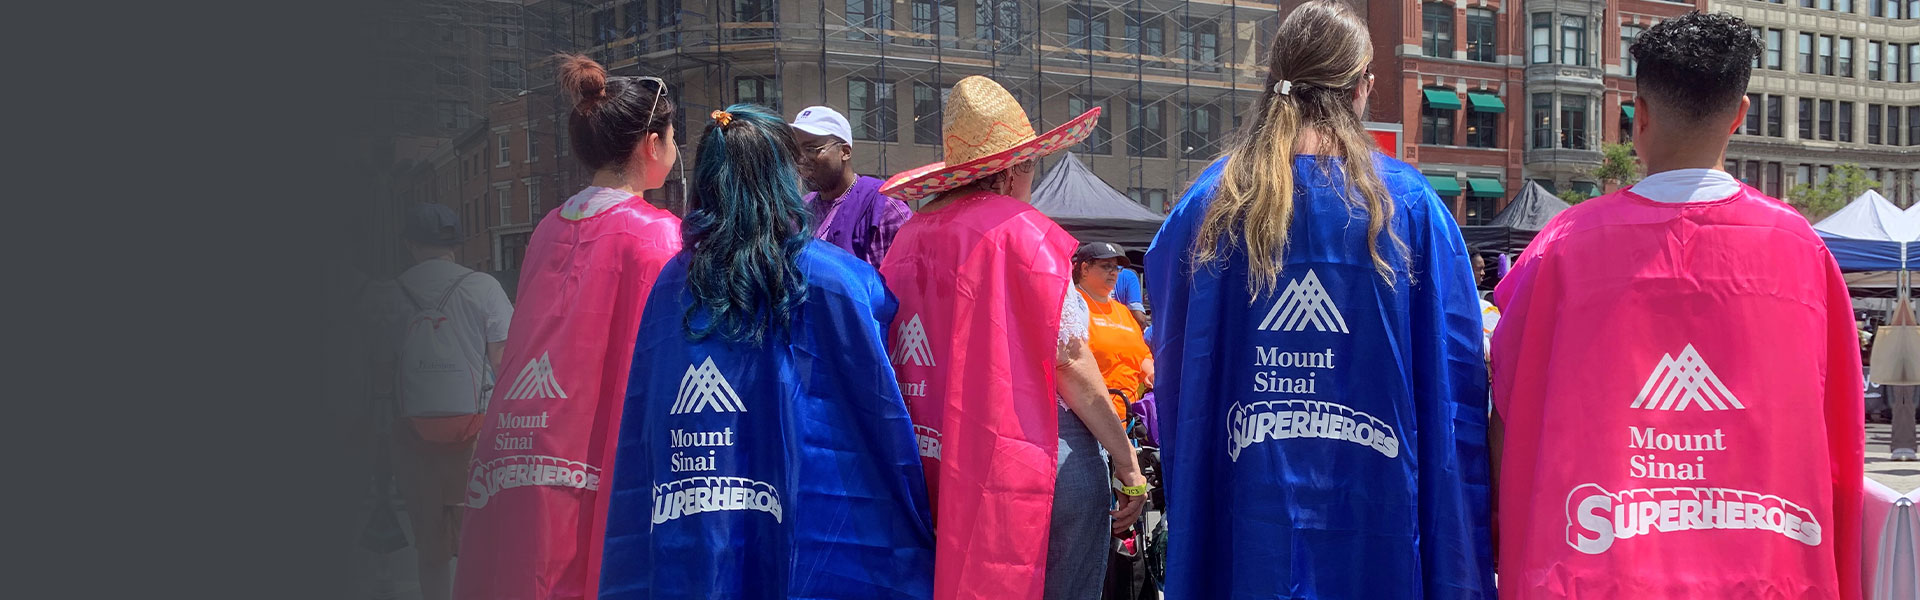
[389,202,512,600]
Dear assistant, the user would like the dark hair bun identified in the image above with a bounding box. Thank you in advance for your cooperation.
[557,54,608,103]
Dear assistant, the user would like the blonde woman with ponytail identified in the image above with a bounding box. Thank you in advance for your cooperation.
[1143,1,1494,598]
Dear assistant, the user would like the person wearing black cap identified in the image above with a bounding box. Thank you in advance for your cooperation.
[387,202,512,600]
[1073,242,1155,423]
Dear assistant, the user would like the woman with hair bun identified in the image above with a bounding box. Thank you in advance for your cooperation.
[598,104,935,599]
[455,55,683,600]
[1146,0,1493,597]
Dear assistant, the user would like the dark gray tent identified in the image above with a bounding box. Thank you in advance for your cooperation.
[1029,152,1166,249]
[1461,181,1570,254]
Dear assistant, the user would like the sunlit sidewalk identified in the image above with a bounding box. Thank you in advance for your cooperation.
[1867,423,1920,492]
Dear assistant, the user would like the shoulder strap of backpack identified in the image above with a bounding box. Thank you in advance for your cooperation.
[434,271,479,310]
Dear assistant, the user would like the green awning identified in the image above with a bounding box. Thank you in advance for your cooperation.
[1466,92,1506,113]
[1422,89,1462,111]
[1426,175,1462,196]
[1622,104,1635,119]
[1466,177,1505,198]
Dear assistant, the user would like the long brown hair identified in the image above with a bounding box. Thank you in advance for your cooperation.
[1192,0,1402,295]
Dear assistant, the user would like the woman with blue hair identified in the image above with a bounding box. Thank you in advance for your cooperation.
[599,104,936,599]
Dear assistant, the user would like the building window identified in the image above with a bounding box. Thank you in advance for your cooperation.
[1179,18,1220,72]
[1910,44,1918,82]
[1467,108,1499,148]
[729,0,778,40]
[1819,35,1835,76]
[1127,188,1169,213]
[1839,37,1854,77]
[437,101,469,130]
[1464,197,1496,226]
[624,2,647,38]
[1067,4,1109,61]
[1799,33,1815,74]
[593,9,616,45]
[849,80,897,142]
[1422,3,1454,58]
[1126,12,1166,67]
[1069,96,1112,154]
[1621,103,1634,143]
[1797,164,1812,188]
[434,56,463,85]
[496,133,510,166]
[496,186,512,226]
[1531,14,1552,64]
[911,0,958,48]
[1870,104,1884,144]
[1532,93,1553,149]
[527,179,542,222]
[1870,41,1884,80]
[1888,42,1903,83]
[526,128,538,162]
[1561,16,1587,66]
[1840,0,1854,11]
[1766,162,1783,197]
[1744,93,1762,136]
[1559,94,1588,149]
[1466,9,1496,62]
[1743,161,1762,188]
[736,76,780,113]
[1421,88,1457,146]
[1840,101,1854,142]
[1183,103,1220,159]
[656,0,681,50]
[975,0,1021,54]
[1767,95,1784,137]
[1819,99,1835,140]
[490,60,523,89]
[1891,107,1904,146]
[1909,107,1920,146]
[846,0,890,41]
[1799,98,1814,139]
[1622,26,1643,76]
[1128,99,1165,158]
[913,83,948,145]
[1766,29,1783,70]
[490,16,521,47]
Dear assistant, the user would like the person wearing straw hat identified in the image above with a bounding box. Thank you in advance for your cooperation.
[1145,1,1493,597]
[877,75,1147,600]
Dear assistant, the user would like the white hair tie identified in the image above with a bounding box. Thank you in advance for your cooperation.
[1272,80,1294,95]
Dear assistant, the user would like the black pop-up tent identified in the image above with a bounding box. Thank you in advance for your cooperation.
[1029,152,1166,249]
[1460,180,1571,254]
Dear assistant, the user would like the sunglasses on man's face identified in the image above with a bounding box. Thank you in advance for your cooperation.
[802,141,845,157]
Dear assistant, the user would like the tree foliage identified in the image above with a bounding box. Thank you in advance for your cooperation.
[1556,189,1595,205]
[1590,142,1641,187]
[1788,163,1879,221]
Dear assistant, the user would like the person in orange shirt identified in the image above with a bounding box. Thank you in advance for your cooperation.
[1074,242,1155,420]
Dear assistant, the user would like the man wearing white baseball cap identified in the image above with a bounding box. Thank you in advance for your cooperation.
[790,106,912,269]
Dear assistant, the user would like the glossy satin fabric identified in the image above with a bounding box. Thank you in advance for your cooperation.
[878,191,1079,600]
[1492,186,1864,599]
[455,196,681,600]
[599,242,935,599]
[1147,155,1494,599]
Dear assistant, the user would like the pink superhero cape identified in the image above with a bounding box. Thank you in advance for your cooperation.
[1491,185,1864,599]
[454,192,681,600]
[878,190,1077,600]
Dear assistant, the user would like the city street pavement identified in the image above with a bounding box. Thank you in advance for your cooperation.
[1867,422,1920,493]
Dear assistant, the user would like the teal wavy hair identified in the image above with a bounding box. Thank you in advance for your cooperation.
[681,103,812,344]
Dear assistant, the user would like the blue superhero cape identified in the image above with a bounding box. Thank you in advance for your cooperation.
[600,241,935,599]
[1145,155,1493,599]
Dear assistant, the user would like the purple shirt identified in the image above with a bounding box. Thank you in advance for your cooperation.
[805,175,912,269]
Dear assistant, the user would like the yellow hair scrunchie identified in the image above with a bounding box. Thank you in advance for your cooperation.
[711,110,733,127]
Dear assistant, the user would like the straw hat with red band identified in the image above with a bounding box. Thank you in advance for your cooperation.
[880,76,1102,202]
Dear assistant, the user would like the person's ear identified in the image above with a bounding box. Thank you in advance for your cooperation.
[1728,95,1751,135]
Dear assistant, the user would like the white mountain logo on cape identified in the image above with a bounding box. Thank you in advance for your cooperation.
[892,314,937,367]
[502,352,567,400]
[1258,269,1350,333]
[671,357,747,415]
[1631,344,1745,411]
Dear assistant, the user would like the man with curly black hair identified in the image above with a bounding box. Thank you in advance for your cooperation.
[1489,12,1864,598]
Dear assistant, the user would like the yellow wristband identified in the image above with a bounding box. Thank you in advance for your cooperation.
[1120,484,1148,497]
